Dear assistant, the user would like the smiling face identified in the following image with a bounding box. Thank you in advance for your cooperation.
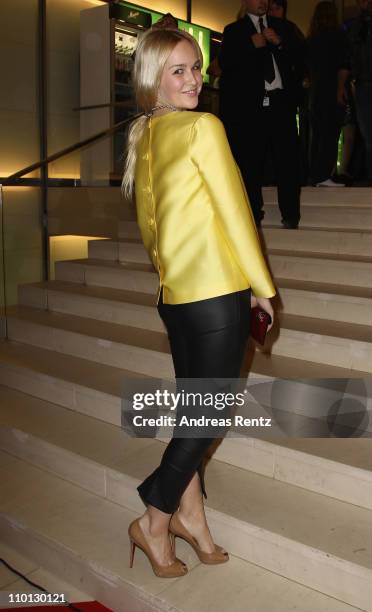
[157,39,203,110]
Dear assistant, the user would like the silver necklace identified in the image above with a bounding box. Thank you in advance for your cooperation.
[145,103,182,118]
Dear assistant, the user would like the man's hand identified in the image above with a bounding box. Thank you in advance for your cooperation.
[262,28,282,46]
[251,33,267,48]
[250,295,275,332]
[337,69,350,106]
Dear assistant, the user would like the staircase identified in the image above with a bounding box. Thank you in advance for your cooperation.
[1,187,372,612]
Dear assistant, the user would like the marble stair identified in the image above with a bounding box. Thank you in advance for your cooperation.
[1,385,372,612]
[1,187,372,611]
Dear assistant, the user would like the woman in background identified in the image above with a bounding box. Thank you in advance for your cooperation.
[306,1,350,187]
[122,28,275,578]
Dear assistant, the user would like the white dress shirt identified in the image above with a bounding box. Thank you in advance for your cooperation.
[248,13,283,91]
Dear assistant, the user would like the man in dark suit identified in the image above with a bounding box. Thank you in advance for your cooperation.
[219,0,305,228]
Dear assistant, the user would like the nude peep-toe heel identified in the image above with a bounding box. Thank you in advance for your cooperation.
[169,511,229,565]
[128,518,188,578]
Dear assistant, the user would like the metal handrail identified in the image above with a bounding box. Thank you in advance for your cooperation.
[3,112,142,184]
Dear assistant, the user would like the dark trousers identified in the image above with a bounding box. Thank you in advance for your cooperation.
[309,99,344,184]
[136,288,251,514]
[223,90,301,225]
[355,83,372,182]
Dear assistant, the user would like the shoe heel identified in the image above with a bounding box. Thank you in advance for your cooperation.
[129,538,136,568]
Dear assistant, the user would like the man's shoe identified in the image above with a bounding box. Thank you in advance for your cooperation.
[282,220,299,229]
[315,178,345,187]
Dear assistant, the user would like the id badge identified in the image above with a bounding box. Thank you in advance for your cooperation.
[263,95,270,107]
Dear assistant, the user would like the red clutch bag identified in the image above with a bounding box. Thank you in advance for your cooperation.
[250,306,272,345]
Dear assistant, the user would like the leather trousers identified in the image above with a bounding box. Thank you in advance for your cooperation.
[136,287,251,514]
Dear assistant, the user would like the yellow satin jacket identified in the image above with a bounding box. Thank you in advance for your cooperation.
[134,111,276,304]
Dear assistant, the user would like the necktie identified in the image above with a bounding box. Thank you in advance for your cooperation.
[258,17,275,84]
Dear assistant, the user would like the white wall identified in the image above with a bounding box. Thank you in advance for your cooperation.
[0,0,39,178]
[191,0,241,32]
[46,0,103,178]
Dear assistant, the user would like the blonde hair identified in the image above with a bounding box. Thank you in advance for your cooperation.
[121,28,203,200]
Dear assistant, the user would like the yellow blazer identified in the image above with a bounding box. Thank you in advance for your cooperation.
[134,111,276,304]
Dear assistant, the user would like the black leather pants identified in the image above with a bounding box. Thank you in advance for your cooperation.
[136,288,251,514]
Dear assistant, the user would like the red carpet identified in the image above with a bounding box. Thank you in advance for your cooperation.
[1,602,112,611]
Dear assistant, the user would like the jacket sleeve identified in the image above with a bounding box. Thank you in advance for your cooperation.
[189,113,276,298]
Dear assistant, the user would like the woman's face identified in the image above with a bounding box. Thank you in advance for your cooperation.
[158,40,203,110]
[268,3,284,18]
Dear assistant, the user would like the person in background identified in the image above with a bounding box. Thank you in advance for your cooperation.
[219,0,304,229]
[152,12,178,30]
[206,56,222,88]
[339,0,372,185]
[268,0,304,40]
[306,1,350,187]
[338,78,357,184]
[268,0,309,184]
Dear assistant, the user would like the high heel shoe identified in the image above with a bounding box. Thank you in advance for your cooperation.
[169,511,229,565]
[128,518,188,578]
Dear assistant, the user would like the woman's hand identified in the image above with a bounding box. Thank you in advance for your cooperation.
[251,294,275,332]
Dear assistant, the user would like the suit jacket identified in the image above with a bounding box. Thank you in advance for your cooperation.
[219,14,305,119]
[134,111,276,304]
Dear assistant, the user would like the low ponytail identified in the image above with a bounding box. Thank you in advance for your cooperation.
[121,114,148,200]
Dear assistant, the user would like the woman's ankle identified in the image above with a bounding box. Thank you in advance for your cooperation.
[140,508,171,537]
[178,506,207,524]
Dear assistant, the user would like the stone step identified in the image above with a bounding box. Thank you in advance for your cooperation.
[1,337,367,430]
[0,340,139,427]
[0,388,372,611]
[264,186,372,207]
[92,228,372,263]
[1,451,363,612]
[263,228,372,261]
[55,254,372,295]
[119,189,372,237]
[7,300,372,377]
[55,258,156,293]
[18,277,372,331]
[18,280,162,331]
[276,279,372,326]
[5,305,173,379]
[269,255,372,289]
[265,313,372,373]
[88,238,150,264]
[0,345,370,506]
[264,204,372,230]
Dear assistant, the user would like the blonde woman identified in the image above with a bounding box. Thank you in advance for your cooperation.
[123,28,276,578]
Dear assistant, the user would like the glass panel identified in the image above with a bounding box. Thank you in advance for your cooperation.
[0,186,6,339]
[45,131,134,280]
[1,187,44,310]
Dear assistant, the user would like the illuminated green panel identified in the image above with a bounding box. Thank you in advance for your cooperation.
[177,20,210,83]
[119,2,210,82]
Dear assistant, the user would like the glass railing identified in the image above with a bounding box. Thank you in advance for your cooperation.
[0,114,138,326]
[0,185,6,339]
